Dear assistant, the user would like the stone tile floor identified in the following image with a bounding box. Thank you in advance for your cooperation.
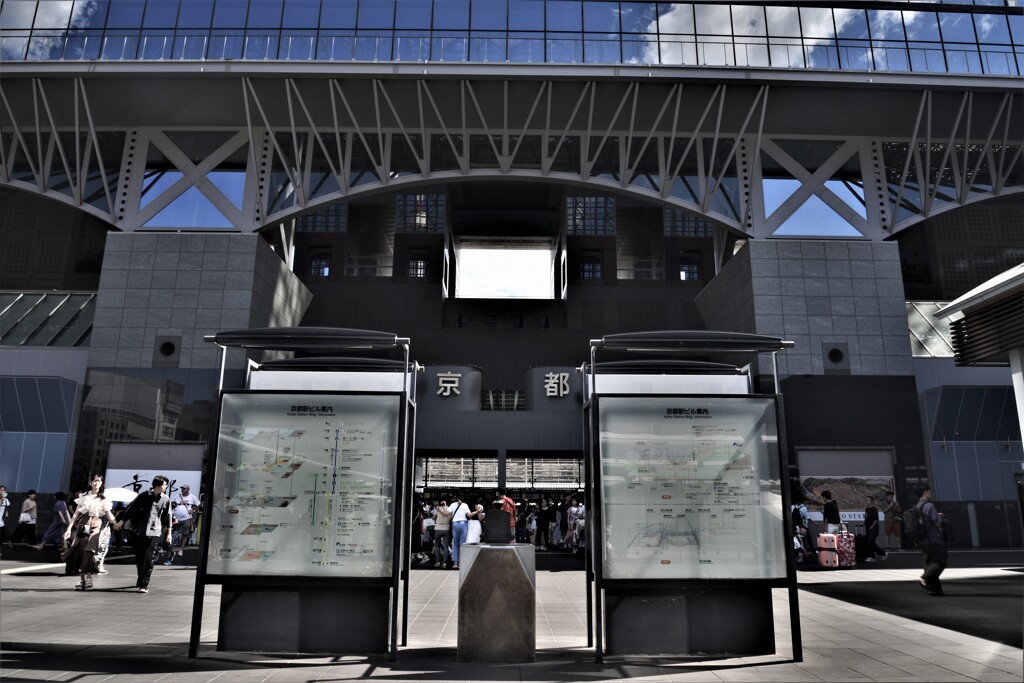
[1,557,1021,682]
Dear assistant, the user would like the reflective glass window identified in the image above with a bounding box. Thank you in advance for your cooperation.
[509,0,543,30]
[434,0,468,30]
[431,32,468,60]
[695,4,730,36]
[508,31,543,60]
[940,13,977,43]
[471,0,506,30]
[34,1,73,28]
[868,9,904,40]
[584,33,619,63]
[212,0,248,27]
[143,0,179,27]
[320,0,355,28]
[176,0,213,28]
[357,0,393,28]
[547,0,581,31]
[657,3,693,35]
[248,0,283,28]
[974,14,1011,44]
[621,2,656,34]
[547,31,582,62]
[14,378,45,432]
[799,7,835,39]
[282,0,320,28]
[140,30,174,58]
[621,35,653,63]
[903,12,940,41]
[1009,14,1022,45]
[395,30,430,59]
[69,0,108,29]
[0,1,38,29]
[469,31,505,60]
[834,8,868,40]
[395,0,431,29]
[106,0,144,28]
[26,34,67,60]
[583,2,619,33]
[731,5,766,37]
[765,6,798,37]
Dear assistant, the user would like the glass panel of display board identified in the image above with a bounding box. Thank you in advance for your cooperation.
[207,392,401,578]
[598,396,786,580]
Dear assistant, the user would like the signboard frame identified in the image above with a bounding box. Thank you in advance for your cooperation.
[586,391,800,660]
[190,388,411,656]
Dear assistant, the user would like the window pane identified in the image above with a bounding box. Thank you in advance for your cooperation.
[434,0,468,29]
[395,0,430,28]
[282,0,319,28]
[177,0,212,28]
[904,12,940,41]
[471,0,505,30]
[509,0,543,30]
[107,0,144,28]
[320,0,355,28]
[657,3,692,35]
[834,8,867,40]
[621,2,656,34]
[547,0,581,31]
[469,32,504,60]
[213,0,248,27]
[731,5,765,37]
[143,0,179,27]
[695,4,730,36]
[868,9,904,40]
[0,1,38,29]
[765,6,799,38]
[357,0,393,28]
[940,13,976,43]
[975,14,1010,44]
[800,7,834,39]
[583,2,619,33]
[584,34,619,63]
[34,1,73,28]
[248,0,282,28]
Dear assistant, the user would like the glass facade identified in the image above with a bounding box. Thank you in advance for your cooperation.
[1,1,1020,76]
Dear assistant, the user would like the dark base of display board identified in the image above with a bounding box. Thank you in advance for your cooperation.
[218,585,390,654]
[604,583,775,656]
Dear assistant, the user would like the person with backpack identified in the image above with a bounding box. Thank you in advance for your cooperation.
[790,496,810,563]
[911,485,947,596]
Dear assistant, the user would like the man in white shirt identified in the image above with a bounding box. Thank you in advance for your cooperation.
[175,485,201,544]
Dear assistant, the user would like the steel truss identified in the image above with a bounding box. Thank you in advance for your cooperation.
[0,75,1020,242]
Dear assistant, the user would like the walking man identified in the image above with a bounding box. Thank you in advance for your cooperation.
[118,475,172,593]
[915,485,948,596]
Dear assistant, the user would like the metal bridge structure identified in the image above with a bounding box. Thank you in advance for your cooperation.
[1,62,1021,248]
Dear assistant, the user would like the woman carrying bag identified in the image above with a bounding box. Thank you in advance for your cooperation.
[62,476,117,590]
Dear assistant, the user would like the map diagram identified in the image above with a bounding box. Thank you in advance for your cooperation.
[209,396,400,578]
[600,398,786,580]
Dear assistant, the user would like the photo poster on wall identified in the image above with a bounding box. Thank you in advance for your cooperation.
[105,442,205,506]
[207,393,401,579]
[798,476,897,526]
[598,395,788,581]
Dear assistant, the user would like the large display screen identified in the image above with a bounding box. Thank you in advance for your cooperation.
[207,393,401,578]
[598,396,786,580]
[454,242,555,299]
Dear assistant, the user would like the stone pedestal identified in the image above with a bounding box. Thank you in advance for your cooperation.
[457,544,536,662]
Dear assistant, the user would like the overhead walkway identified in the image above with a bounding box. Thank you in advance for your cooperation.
[1,550,1021,682]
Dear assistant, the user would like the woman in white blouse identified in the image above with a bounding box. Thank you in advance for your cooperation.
[62,475,118,591]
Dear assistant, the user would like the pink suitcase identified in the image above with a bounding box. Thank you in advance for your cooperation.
[818,533,839,568]
[818,531,857,569]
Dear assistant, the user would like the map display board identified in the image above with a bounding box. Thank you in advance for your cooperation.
[598,396,786,580]
[207,393,401,578]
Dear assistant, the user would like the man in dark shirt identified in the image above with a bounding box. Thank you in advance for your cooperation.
[863,495,886,562]
[915,485,948,596]
[117,475,172,593]
[822,490,841,533]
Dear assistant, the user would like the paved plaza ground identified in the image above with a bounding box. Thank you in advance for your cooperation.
[1,548,1022,682]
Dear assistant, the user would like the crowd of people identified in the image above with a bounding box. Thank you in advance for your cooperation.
[0,476,201,594]
[411,489,587,569]
[790,485,949,595]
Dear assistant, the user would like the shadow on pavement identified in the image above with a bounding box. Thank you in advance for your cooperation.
[800,571,1023,648]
